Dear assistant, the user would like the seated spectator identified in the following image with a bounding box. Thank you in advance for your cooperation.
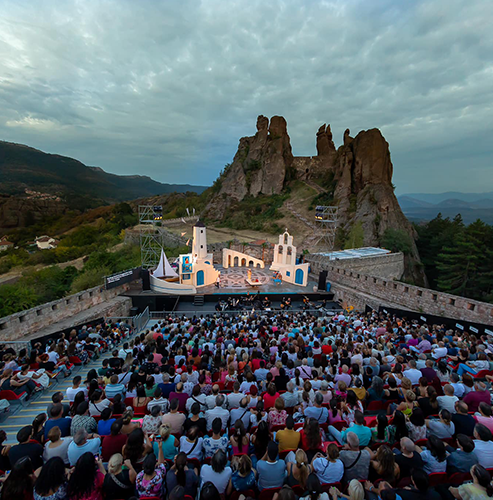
[152,423,179,460]
[473,423,493,469]
[366,376,385,402]
[282,381,300,408]
[305,392,329,424]
[142,405,163,435]
[186,385,207,413]
[33,456,67,500]
[475,401,493,433]
[276,415,301,452]
[263,383,280,410]
[416,435,447,474]
[328,410,372,447]
[394,437,424,479]
[162,398,186,435]
[132,385,151,412]
[200,449,232,495]
[426,409,455,439]
[437,384,459,413]
[179,426,203,460]
[98,407,116,436]
[205,395,229,431]
[299,418,324,461]
[89,389,112,417]
[329,479,364,500]
[67,427,101,466]
[447,434,479,473]
[407,408,427,441]
[102,420,128,462]
[46,391,70,418]
[170,382,189,412]
[67,451,106,500]
[122,427,152,472]
[165,451,199,497]
[66,375,88,402]
[463,381,491,413]
[339,432,371,483]
[104,374,126,400]
[227,454,257,495]
[368,444,400,484]
[395,468,440,500]
[44,403,71,439]
[452,401,476,437]
[70,401,97,436]
[103,453,137,499]
[284,449,311,490]
[204,384,222,409]
[203,418,229,458]
[448,464,493,500]
[8,425,43,470]
[136,452,167,498]
[230,397,252,430]
[417,385,439,418]
[43,426,73,464]
[268,397,288,429]
[311,443,344,485]
[158,372,176,399]
[256,441,286,490]
[1,454,35,500]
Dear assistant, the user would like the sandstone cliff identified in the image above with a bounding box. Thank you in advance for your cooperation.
[205,116,426,285]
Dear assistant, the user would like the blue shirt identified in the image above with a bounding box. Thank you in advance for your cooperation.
[304,406,329,423]
[45,417,71,439]
[67,438,101,466]
[98,418,116,436]
[341,424,372,447]
[257,460,286,490]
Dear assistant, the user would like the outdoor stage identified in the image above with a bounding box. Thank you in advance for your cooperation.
[126,265,338,313]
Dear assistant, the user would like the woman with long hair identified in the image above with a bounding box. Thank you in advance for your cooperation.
[327,479,364,500]
[165,451,199,498]
[368,445,400,484]
[367,376,385,402]
[300,418,323,461]
[32,413,47,444]
[268,397,288,429]
[341,390,364,426]
[371,414,394,444]
[227,454,256,495]
[122,427,151,472]
[327,399,344,425]
[135,450,166,498]
[390,410,409,442]
[66,452,106,500]
[132,385,151,412]
[43,426,73,465]
[250,399,267,427]
[251,420,271,459]
[33,456,67,500]
[418,385,440,418]
[89,389,111,417]
[103,453,136,500]
[417,435,447,474]
[449,464,493,499]
[230,420,249,455]
[70,391,86,417]
[286,449,311,491]
[121,409,141,435]
[426,409,455,439]
[199,449,232,495]
[1,456,35,500]
[407,408,427,441]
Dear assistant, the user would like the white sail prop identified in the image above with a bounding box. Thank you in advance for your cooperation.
[153,249,178,278]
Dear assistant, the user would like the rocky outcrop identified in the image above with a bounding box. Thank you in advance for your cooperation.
[205,115,426,285]
[316,124,336,156]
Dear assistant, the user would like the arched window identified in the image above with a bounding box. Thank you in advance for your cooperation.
[284,233,289,245]
[278,245,283,254]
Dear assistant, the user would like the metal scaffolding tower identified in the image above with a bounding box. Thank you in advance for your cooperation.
[313,205,339,251]
[139,205,165,270]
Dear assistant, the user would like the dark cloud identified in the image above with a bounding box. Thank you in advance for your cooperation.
[0,0,492,192]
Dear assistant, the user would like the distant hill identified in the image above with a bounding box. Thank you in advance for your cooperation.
[0,141,207,208]
[398,192,493,224]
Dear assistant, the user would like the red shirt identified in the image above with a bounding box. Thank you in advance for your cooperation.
[463,390,491,413]
[263,392,280,410]
[102,434,127,461]
[322,345,333,355]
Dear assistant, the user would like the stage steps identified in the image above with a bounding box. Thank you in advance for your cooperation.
[193,295,205,306]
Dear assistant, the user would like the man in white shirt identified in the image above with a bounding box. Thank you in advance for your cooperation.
[227,382,245,409]
[450,373,465,398]
[205,395,230,431]
[205,385,225,409]
[403,360,422,386]
[432,342,448,360]
[118,342,132,360]
[437,385,459,413]
[147,387,170,414]
[66,376,87,402]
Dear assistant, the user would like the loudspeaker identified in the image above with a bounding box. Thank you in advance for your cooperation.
[318,270,327,291]
[141,269,151,290]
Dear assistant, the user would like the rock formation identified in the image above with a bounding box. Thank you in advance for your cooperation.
[205,115,427,284]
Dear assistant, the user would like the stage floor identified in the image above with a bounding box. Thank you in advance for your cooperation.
[202,266,317,295]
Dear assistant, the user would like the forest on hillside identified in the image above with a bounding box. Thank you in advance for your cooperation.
[415,214,493,303]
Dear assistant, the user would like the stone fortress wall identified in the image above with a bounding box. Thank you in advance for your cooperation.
[305,252,493,325]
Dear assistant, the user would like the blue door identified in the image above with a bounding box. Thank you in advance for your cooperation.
[295,268,304,285]
[196,270,204,286]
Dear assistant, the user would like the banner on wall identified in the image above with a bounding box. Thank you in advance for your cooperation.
[105,267,141,290]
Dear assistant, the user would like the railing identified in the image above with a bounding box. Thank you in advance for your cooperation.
[0,340,33,355]
[148,307,342,319]
[106,306,149,334]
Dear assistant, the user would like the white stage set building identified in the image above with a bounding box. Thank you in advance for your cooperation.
[270,231,309,287]
[150,223,308,294]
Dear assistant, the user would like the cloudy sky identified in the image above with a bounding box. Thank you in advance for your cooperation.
[0,0,492,194]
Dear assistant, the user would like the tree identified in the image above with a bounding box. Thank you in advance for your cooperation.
[381,228,413,255]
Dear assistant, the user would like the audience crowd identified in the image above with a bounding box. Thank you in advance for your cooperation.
[1,309,493,500]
